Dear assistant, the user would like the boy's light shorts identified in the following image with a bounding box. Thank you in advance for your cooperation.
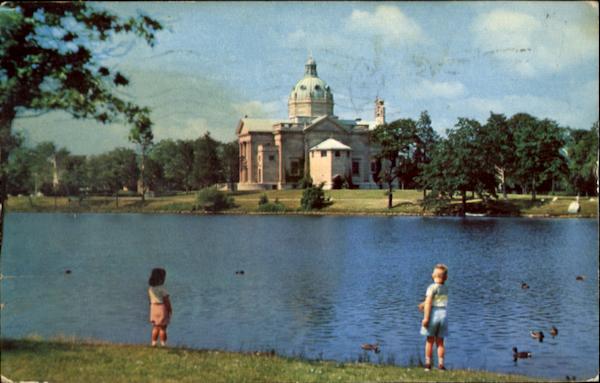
[420,307,448,338]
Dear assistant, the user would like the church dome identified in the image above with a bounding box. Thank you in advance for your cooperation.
[290,57,333,101]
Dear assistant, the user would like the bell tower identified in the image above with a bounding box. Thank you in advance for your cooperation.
[375,97,385,126]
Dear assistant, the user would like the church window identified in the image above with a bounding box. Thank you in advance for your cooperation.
[315,85,321,90]
[269,155,275,161]
[335,151,340,157]
[352,160,360,176]
[321,150,327,157]
[290,160,300,176]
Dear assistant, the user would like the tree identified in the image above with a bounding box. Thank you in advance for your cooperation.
[511,114,567,200]
[193,132,221,189]
[129,113,154,202]
[98,148,138,207]
[414,111,440,199]
[566,122,598,196]
[482,113,516,199]
[371,118,418,208]
[421,118,497,215]
[220,140,239,189]
[0,2,162,255]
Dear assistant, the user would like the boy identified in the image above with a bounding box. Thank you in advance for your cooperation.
[418,263,448,371]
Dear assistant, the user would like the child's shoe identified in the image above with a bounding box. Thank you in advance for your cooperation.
[424,363,431,371]
[151,341,157,347]
[438,365,446,371]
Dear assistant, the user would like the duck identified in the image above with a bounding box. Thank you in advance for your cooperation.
[521,282,530,289]
[512,347,532,360]
[65,269,72,274]
[235,270,245,275]
[530,331,544,342]
[576,275,585,281]
[361,343,380,353]
[550,326,558,337]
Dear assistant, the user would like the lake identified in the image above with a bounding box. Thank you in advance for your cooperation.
[1,213,598,379]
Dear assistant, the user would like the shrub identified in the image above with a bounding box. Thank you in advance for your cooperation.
[258,194,269,206]
[299,175,313,189]
[258,199,286,212]
[196,187,234,212]
[300,183,326,210]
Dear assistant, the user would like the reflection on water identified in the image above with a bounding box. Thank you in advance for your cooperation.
[1,213,598,379]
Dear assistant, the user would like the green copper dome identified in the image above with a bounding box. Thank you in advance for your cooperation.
[290,57,333,101]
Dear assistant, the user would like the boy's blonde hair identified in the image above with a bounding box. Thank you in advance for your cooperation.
[434,263,448,278]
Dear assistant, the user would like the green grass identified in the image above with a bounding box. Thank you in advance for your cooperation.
[0,338,540,383]
[5,190,597,217]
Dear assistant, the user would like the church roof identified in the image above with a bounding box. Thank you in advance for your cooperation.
[310,138,351,151]
[289,57,332,101]
[236,118,279,135]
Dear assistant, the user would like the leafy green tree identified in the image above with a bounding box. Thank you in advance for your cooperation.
[149,139,180,190]
[193,132,221,188]
[0,2,162,254]
[482,113,516,199]
[5,143,33,195]
[371,118,418,208]
[566,122,598,196]
[421,118,497,215]
[98,148,138,207]
[220,140,239,189]
[414,111,440,198]
[511,114,567,200]
[177,140,196,192]
[60,154,87,195]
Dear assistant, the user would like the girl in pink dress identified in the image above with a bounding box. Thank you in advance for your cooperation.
[148,268,172,346]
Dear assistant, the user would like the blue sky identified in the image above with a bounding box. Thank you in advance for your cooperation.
[12,1,599,154]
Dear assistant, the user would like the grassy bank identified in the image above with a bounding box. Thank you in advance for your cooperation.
[7,190,598,217]
[0,338,539,383]
[5,190,598,217]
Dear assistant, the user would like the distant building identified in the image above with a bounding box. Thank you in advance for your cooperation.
[236,57,384,190]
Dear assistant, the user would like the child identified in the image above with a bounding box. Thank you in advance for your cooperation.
[418,263,448,371]
[148,268,172,347]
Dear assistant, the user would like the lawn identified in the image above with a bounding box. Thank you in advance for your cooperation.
[5,190,597,217]
[0,338,539,383]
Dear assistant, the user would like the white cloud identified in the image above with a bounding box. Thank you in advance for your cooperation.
[471,8,599,76]
[153,117,210,141]
[233,100,280,119]
[346,5,425,46]
[409,79,467,100]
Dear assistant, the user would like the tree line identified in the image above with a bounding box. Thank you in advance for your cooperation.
[371,111,598,211]
[5,132,239,198]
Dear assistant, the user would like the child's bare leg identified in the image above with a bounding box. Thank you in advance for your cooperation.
[436,337,445,368]
[151,326,160,346]
[159,326,168,345]
[425,336,435,368]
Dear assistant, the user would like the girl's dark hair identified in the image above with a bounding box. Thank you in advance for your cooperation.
[149,268,166,287]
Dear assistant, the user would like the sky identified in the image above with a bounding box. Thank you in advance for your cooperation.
[10,1,600,155]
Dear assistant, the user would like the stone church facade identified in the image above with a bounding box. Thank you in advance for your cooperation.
[236,57,385,190]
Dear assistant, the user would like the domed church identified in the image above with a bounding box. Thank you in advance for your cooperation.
[236,57,385,190]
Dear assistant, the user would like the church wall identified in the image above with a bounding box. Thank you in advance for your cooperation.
[349,133,371,183]
[249,133,275,184]
[278,131,305,184]
[258,144,279,184]
[310,149,333,188]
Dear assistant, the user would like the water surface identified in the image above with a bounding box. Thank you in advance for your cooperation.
[1,213,598,379]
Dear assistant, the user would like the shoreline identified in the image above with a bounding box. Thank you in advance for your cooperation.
[0,338,546,382]
[5,207,598,219]
[5,191,598,219]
